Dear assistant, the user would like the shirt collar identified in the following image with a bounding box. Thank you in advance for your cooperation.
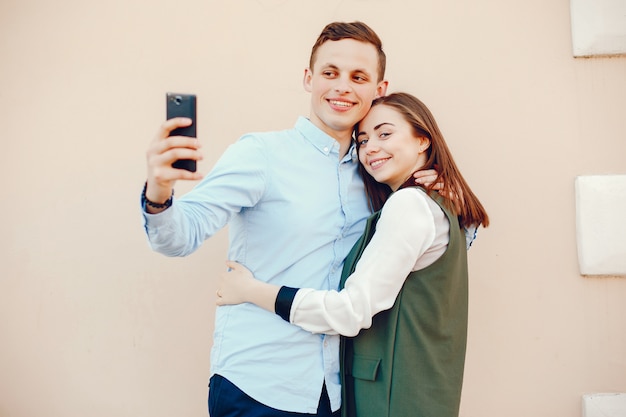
[348,142,359,163]
[295,116,341,157]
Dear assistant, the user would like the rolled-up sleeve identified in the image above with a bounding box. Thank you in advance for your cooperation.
[141,135,268,257]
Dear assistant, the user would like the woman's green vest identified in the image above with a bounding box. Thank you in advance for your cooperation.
[339,188,468,417]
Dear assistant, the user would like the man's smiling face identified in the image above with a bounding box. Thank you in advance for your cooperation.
[304,38,387,142]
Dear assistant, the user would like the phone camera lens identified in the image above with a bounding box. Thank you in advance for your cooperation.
[174,96,183,105]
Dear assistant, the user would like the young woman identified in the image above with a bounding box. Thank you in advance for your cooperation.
[216,92,489,417]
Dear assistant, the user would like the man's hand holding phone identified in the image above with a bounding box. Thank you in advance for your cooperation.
[144,93,203,214]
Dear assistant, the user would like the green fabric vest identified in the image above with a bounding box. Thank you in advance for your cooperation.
[339,188,468,417]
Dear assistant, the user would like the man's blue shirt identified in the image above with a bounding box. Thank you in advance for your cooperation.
[142,117,371,413]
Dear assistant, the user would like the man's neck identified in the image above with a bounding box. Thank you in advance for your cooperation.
[315,123,354,158]
[337,137,353,159]
[307,114,356,158]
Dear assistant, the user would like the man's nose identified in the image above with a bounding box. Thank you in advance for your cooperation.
[333,75,353,94]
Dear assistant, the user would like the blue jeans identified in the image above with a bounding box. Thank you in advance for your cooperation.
[208,374,340,417]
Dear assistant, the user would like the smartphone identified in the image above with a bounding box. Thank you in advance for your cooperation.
[166,92,197,172]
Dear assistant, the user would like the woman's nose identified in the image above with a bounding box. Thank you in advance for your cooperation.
[366,142,380,154]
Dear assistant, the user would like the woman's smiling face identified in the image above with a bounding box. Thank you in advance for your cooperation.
[357,104,430,191]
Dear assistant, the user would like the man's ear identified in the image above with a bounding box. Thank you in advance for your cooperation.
[375,80,389,98]
[303,68,313,92]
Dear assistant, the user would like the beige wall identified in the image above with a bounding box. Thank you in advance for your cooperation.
[2,0,625,416]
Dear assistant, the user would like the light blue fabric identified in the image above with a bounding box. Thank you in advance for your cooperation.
[142,117,371,413]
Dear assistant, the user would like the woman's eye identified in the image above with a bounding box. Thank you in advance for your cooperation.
[359,139,369,146]
[379,132,390,138]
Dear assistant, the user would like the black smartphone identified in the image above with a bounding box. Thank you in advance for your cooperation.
[166,92,197,172]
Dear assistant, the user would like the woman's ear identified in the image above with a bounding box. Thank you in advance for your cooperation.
[419,136,431,153]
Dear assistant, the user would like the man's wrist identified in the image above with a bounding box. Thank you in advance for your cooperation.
[142,182,174,210]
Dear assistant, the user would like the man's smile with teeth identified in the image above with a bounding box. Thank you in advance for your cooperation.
[329,100,353,108]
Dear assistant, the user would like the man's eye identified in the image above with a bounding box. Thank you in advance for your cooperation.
[323,71,336,78]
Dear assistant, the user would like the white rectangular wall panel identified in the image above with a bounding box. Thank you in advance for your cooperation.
[583,393,626,417]
[570,0,626,56]
[575,175,626,276]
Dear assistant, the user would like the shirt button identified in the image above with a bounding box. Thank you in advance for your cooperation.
[324,341,329,347]
[323,147,329,153]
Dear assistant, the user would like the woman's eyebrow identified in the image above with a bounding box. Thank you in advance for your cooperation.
[373,122,394,130]
[357,122,394,137]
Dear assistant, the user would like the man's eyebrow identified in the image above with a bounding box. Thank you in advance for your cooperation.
[319,64,372,77]
[353,68,372,75]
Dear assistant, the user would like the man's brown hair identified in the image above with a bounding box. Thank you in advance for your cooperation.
[309,21,386,82]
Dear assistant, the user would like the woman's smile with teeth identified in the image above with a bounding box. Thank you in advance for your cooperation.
[370,158,390,168]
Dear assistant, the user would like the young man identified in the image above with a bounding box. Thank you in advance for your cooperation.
[142,22,431,416]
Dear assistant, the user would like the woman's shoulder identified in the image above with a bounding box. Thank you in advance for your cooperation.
[386,187,430,205]
[382,187,432,215]
[384,187,445,222]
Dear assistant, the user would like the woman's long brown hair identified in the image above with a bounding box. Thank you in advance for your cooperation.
[356,93,489,229]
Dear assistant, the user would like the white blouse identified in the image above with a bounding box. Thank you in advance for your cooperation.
[290,187,450,336]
